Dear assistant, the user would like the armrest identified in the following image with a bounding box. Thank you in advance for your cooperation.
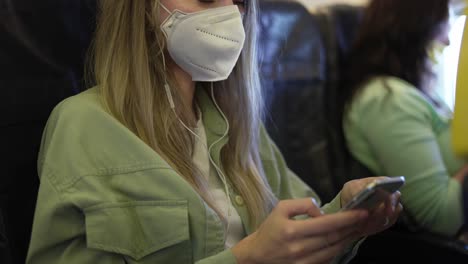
[350,224,468,263]
[351,197,468,263]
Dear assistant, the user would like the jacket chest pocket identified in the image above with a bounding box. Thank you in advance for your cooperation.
[84,200,192,263]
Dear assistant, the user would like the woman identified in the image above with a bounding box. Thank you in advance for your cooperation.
[341,0,467,238]
[27,1,401,263]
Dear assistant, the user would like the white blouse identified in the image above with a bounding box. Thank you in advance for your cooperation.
[192,117,246,249]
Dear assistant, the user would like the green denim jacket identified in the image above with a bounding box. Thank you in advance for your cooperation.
[27,87,359,263]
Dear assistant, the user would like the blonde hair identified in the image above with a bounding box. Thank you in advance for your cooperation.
[88,0,277,228]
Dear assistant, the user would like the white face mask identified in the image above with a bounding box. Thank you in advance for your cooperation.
[160,4,246,82]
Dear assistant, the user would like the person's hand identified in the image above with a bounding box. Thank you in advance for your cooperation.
[454,165,468,184]
[341,177,403,237]
[232,198,369,264]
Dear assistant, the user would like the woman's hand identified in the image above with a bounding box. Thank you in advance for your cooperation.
[232,198,369,264]
[341,177,403,237]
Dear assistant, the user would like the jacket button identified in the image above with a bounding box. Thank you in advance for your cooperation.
[234,195,244,206]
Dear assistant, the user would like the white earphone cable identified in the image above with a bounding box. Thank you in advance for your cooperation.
[161,51,233,241]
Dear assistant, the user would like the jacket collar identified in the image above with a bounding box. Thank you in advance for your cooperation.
[196,86,229,140]
[195,86,230,166]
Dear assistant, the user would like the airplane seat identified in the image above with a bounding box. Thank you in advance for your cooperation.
[315,4,373,193]
[258,0,371,201]
[259,0,338,202]
[0,1,95,263]
[259,1,468,262]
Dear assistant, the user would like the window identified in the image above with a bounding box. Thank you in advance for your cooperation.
[439,15,466,110]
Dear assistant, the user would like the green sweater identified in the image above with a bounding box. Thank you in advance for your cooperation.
[27,87,359,263]
[344,76,466,236]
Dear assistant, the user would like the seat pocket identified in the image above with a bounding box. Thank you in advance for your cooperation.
[84,200,190,262]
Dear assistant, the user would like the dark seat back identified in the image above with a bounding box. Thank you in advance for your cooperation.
[259,1,369,202]
[317,4,372,191]
[259,0,337,202]
[0,1,95,262]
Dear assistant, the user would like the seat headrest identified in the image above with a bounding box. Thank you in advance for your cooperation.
[259,0,326,81]
[0,0,96,74]
[319,4,364,60]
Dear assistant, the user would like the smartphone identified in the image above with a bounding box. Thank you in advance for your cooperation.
[341,176,405,211]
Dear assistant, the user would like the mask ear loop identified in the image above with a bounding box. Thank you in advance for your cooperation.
[158,18,233,241]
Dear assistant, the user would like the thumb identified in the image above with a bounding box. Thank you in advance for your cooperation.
[277,198,323,218]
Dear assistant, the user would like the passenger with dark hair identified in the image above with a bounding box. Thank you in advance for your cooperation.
[340,0,467,238]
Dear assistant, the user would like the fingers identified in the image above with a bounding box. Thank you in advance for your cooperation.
[383,191,401,218]
[396,202,403,214]
[287,225,357,259]
[309,198,325,217]
[342,176,391,207]
[393,200,403,222]
[389,191,401,209]
[384,194,394,216]
[390,204,403,226]
[295,210,368,237]
[276,198,323,219]
[297,231,357,264]
[367,189,400,216]
[312,227,357,252]
[369,191,402,231]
